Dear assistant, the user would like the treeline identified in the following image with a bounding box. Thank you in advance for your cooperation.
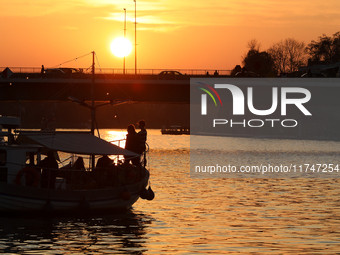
[231,31,340,76]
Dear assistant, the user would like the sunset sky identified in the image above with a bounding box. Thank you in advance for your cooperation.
[1,0,340,71]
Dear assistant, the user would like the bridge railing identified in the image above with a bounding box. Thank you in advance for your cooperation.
[1,67,231,76]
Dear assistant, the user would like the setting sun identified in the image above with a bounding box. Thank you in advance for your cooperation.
[1,1,340,70]
[110,37,132,58]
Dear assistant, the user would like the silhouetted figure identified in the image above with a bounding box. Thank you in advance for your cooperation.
[125,124,141,166]
[41,65,45,78]
[69,156,88,189]
[96,155,113,168]
[73,157,85,170]
[137,120,147,166]
[137,120,147,153]
[39,150,58,189]
[94,155,113,187]
[214,70,219,76]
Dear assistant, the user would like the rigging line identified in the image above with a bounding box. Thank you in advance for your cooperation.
[21,83,77,123]
[92,52,132,99]
[47,83,76,101]
[112,106,125,132]
[82,65,93,74]
[94,115,100,138]
[52,52,93,68]
[94,52,102,73]
[100,71,133,99]
[24,84,76,120]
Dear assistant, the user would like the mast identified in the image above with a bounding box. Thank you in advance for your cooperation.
[91,51,95,136]
[91,51,95,169]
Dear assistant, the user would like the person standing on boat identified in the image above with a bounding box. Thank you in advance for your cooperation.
[125,124,141,166]
[137,120,147,165]
[39,150,58,189]
[137,120,147,149]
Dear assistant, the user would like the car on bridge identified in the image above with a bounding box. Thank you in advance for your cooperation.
[158,70,183,76]
[43,68,84,78]
[158,70,186,80]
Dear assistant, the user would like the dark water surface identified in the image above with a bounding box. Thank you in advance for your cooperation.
[1,130,340,254]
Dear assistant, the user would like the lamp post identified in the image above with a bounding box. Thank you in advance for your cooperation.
[123,8,126,75]
[134,0,137,75]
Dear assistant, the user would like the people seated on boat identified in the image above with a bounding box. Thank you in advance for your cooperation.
[124,124,142,166]
[92,155,114,187]
[69,156,96,189]
[96,155,113,168]
[39,150,58,189]
[73,156,85,170]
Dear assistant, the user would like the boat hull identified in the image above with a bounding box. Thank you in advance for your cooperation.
[0,171,149,214]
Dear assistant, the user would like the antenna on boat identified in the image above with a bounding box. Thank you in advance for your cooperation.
[68,51,132,168]
[91,51,95,136]
[91,51,96,170]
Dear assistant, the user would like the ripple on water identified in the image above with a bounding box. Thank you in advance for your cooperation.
[0,130,339,254]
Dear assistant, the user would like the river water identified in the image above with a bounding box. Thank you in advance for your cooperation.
[0,129,340,254]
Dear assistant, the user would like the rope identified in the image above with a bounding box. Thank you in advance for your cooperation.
[52,52,93,68]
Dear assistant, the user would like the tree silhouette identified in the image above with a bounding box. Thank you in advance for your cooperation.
[242,48,274,77]
[268,38,307,74]
[306,31,340,64]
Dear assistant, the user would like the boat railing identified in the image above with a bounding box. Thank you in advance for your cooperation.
[6,148,149,191]
[3,132,149,190]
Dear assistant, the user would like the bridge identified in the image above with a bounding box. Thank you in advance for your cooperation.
[0,67,231,128]
[0,67,231,103]
[2,67,340,134]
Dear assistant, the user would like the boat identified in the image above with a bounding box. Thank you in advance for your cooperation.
[0,52,154,214]
[161,126,190,135]
[0,116,153,214]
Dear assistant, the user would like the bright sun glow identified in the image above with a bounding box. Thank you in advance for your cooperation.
[110,37,132,57]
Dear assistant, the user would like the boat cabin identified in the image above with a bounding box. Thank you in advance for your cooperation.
[0,116,43,184]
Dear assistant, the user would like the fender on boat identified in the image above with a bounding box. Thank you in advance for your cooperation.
[139,186,149,199]
[146,186,155,201]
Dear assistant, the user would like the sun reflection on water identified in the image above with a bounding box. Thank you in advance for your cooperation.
[1,130,340,254]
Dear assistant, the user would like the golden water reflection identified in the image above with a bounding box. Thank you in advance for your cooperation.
[135,132,340,253]
[0,130,339,254]
[0,211,152,254]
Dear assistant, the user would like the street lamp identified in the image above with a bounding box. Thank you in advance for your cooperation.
[123,8,126,75]
[134,0,137,75]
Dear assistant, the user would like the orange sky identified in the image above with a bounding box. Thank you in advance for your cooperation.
[1,0,340,71]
